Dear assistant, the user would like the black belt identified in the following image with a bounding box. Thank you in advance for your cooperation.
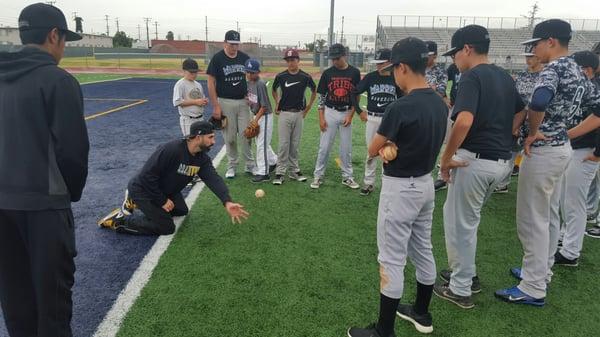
[282,108,303,112]
[474,153,507,161]
[367,111,385,117]
[184,115,203,119]
[325,105,350,111]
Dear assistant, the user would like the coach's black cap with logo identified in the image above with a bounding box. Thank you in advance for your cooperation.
[370,48,391,64]
[425,41,438,55]
[328,43,347,58]
[225,30,241,44]
[442,25,490,57]
[522,19,572,45]
[573,51,599,71]
[182,58,199,72]
[383,37,429,70]
[18,3,82,41]
[187,121,215,138]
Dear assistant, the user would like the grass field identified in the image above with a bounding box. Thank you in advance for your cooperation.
[75,75,600,337]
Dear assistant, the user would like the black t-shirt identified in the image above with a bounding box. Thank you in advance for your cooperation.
[317,65,361,108]
[452,64,525,160]
[272,70,316,111]
[377,88,448,178]
[447,63,460,105]
[206,50,250,99]
[353,71,402,114]
[128,139,231,207]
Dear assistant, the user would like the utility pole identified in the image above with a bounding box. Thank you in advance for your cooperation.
[340,16,344,44]
[328,0,335,50]
[236,21,240,33]
[154,21,159,40]
[143,17,151,49]
[115,17,119,33]
[205,16,209,63]
[105,15,110,36]
[72,12,77,20]
[137,24,141,40]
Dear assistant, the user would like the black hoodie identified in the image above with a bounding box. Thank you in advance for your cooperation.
[0,47,89,210]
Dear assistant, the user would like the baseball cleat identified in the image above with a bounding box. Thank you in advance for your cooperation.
[439,269,481,294]
[251,174,270,183]
[98,208,126,230]
[121,189,136,215]
[272,174,284,185]
[510,267,522,280]
[360,185,375,196]
[396,304,433,334]
[434,179,447,191]
[494,286,545,307]
[310,177,322,189]
[288,171,307,182]
[433,282,474,309]
[586,214,598,224]
[585,226,600,238]
[342,178,360,189]
[493,185,509,194]
[347,323,395,337]
[554,251,578,267]
[225,168,235,179]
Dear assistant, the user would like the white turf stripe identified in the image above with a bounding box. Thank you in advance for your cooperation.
[93,146,227,337]
[80,77,132,85]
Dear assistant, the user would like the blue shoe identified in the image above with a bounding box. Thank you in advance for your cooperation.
[495,286,545,307]
[510,267,522,280]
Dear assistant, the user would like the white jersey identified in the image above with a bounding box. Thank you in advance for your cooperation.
[172,78,205,118]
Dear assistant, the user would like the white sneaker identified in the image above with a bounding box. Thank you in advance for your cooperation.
[225,168,235,179]
[310,177,322,189]
[342,178,360,189]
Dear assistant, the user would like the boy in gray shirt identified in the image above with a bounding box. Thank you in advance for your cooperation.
[173,58,208,136]
[245,58,277,182]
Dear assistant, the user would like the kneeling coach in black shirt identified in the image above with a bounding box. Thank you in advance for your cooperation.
[347,37,447,337]
[98,121,249,235]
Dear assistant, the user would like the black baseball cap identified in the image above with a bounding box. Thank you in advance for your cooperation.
[19,3,82,42]
[225,30,241,44]
[283,48,300,59]
[573,51,599,71]
[182,58,199,72]
[521,19,572,45]
[187,121,215,138]
[442,25,490,57]
[329,43,347,58]
[370,48,391,64]
[382,37,429,70]
[425,41,438,55]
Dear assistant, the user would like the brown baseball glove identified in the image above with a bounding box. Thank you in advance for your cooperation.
[243,119,260,139]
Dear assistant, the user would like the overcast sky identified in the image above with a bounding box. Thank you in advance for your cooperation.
[2,0,600,45]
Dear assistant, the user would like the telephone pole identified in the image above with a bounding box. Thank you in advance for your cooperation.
[137,24,141,40]
[104,15,110,36]
[340,16,344,43]
[205,16,209,63]
[115,17,119,33]
[154,21,159,40]
[143,17,151,48]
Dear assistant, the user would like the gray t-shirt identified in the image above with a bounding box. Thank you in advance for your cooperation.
[172,78,205,117]
[247,79,272,114]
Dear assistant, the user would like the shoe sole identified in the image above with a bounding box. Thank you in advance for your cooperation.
[494,293,545,307]
[98,208,121,228]
[360,191,372,196]
[585,232,600,239]
[554,261,579,267]
[288,175,308,182]
[310,185,320,189]
[272,181,283,185]
[439,274,481,294]
[493,189,509,194]
[396,311,433,334]
[433,288,475,309]
[342,183,360,189]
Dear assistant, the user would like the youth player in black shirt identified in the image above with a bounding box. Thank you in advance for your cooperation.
[352,48,402,195]
[206,30,254,179]
[271,49,317,185]
[311,43,361,189]
[347,37,447,337]
[434,25,525,309]
[98,121,249,235]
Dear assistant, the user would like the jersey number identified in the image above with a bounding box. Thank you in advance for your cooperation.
[568,86,585,120]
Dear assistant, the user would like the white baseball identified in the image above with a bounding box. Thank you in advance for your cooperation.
[255,189,265,198]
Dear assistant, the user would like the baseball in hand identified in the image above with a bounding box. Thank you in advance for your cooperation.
[255,189,265,198]
[381,143,398,162]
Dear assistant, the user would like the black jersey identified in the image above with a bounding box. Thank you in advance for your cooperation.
[206,50,250,100]
[272,70,316,111]
[317,65,361,109]
[377,88,448,178]
[447,63,460,105]
[353,71,402,114]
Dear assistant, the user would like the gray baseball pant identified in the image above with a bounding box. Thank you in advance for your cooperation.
[253,113,277,176]
[179,115,203,137]
[443,149,511,296]
[275,111,304,176]
[364,114,383,186]
[586,170,600,217]
[558,148,599,260]
[313,106,354,180]
[497,151,520,189]
[517,143,571,299]
[218,98,255,172]
[378,174,437,299]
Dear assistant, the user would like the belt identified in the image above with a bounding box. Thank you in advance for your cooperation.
[474,153,507,162]
[367,111,385,117]
[183,115,203,119]
[325,105,350,111]
[283,108,303,112]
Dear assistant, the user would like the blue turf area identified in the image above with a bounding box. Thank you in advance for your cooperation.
[0,78,222,337]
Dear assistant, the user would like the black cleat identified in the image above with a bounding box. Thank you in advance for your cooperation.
[554,251,578,267]
[272,174,284,185]
[439,269,481,294]
[252,174,270,183]
[493,185,509,194]
[585,226,600,238]
[396,304,433,334]
[433,282,474,309]
[511,165,519,176]
[434,179,447,191]
[347,323,395,337]
[269,164,276,173]
[360,185,374,196]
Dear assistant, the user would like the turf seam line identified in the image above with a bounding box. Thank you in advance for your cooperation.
[92,146,227,337]
[85,100,148,121]
[79,77,132,85]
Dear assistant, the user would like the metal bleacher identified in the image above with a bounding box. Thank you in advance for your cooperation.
[376,15,600,71]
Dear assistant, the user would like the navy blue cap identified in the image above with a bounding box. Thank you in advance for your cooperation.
[442,25,490,56]
[187,121,215,138]
[573,51,599,71]
[225,30,241,44]
[19,3,81,41]
[522,19,572,45]
[329,43,347,58]
[182,58,199,71]
[245,58,261,73]
[370,48,391,64]
[425,41,438,55]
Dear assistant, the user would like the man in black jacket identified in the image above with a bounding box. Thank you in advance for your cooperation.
[98,121,249,235]
[0,4,89,337]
